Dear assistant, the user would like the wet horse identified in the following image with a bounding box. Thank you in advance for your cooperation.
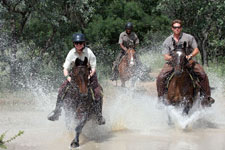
[62,57,101,148]
[118,48,136,87]
[165,45,199,115]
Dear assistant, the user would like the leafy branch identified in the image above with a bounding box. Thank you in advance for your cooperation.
[0,131,24,149]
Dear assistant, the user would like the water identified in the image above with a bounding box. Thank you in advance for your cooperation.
[1,74,224,150]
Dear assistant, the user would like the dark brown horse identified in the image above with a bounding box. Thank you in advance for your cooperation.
[165,45,199,115]
[118,48,136,87]
[62,57,102,148]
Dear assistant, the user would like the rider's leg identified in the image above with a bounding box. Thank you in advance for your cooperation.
[48,80,69,121]
[192,63,215,106]
[156,63,173,100]
[89,73,105,125]
[111,51,124,81]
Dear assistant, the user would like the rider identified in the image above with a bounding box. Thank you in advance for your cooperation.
[47,33,105,125]
[111,22,140,81]
[156,19,215,106]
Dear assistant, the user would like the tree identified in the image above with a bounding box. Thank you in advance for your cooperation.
[158,0,225,66]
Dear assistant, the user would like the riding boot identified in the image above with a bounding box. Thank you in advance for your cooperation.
[156,77,166,98]
[95,98,105,125]
[47,96,63,121]
[197,75,215,107]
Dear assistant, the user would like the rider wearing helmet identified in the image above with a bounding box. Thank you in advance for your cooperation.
[111,22,139,81]
[47,33,105,125]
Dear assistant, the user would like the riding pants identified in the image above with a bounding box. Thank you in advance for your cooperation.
[156,63,173,97]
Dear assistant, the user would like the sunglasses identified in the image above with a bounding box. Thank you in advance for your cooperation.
[74,42,84,45]
[172,26,181,29]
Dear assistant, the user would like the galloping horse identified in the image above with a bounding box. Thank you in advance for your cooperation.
[165,43,199,115]
[118,48,136,87]
[62,57,102,148]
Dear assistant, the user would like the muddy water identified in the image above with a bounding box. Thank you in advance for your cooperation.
[0,75,225,150]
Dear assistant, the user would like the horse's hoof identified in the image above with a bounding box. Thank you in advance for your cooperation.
[70,141,79,148]
[47,111,60,121]
[97,116,106,125]
[201,97,215,107]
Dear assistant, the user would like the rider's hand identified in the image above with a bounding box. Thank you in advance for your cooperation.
[67,76,71,82]
[186,54,192,60]
[88,72,93,80]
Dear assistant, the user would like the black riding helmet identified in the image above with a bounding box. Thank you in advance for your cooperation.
[72,33,85,43]
[125,22,133,30]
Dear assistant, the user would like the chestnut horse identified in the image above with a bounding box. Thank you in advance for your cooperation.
[165,44,199,115]
[118,48,136,87]
[62,57,102,148]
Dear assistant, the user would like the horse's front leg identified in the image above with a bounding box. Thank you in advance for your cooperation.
[121,79,125,87]
[182,97,193,115]
[70,112,88,148]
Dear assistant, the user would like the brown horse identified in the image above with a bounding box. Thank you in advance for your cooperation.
[165,45,199,115]
[62,57,102,148]
[118,48,136,87]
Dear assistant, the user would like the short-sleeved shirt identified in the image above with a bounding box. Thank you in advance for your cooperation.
[118,31,139,48]
[162,32,198,55]
[63,47,96,70]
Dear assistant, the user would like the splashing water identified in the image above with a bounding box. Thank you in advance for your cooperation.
[0,35,225,149]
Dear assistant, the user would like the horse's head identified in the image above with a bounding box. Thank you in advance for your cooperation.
[71,57,89,98]
[171,42,188,76]
[126,48,136,67]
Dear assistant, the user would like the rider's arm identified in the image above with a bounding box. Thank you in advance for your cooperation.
[63,49,74,82]
[186,48,199,60]
[89,68,96,79]
[63,68,71,82]
[119,32,128,51]
[134,33,140,49]
[88,48,97,79]
[120,43,128,52]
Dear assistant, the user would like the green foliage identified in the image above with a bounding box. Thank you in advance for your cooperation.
[158,0,225,65]
[0,131,24,149]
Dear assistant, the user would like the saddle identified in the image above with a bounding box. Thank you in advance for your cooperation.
[165,67,199,95]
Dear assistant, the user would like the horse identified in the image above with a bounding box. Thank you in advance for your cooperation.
[118,48,136,87]
[62,57,102,148]
[164,43,199,115]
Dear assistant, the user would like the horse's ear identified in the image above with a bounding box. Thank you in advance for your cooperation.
[172,38,176,49]
[183,42,187,49]
[75,58,82,66]
[183,41,187,54]
[84,57,88,66]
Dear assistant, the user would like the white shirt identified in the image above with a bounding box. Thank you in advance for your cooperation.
[63,47,96,70]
